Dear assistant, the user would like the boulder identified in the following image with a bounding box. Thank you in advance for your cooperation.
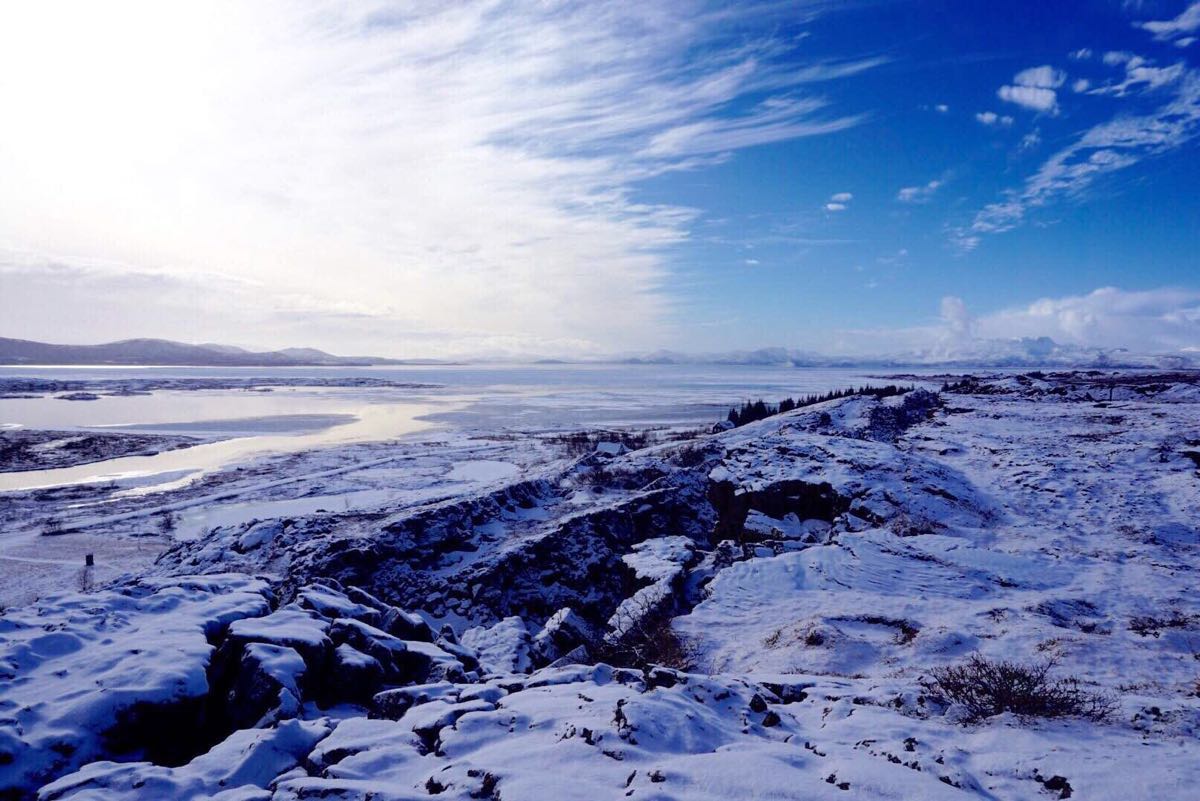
[329,618,411,683]
[226,605,332,669]
[330,644,385,702]
[226,643,305,729]
[530,607,597,667]
[381,606,435,642]
[371,682,459,720]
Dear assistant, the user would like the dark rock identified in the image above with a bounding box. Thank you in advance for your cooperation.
[531,608,599,666]
[435,636,481,673]
[330,644,384,702]
[547,645,589,668]
[1040,775,1073,799]
[761,681,813,704]
[646,667,685,689]
[298,585,382,627]
[330,619,412,683]
[225,606,332,669]
[371,682,459,720]
[381,606,435,642]
[709,477,848,543]
[225,643,305,729]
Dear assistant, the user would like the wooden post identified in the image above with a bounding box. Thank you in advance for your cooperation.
[85,553,94,567]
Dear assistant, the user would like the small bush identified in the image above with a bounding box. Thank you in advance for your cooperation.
[76,566,95,593]
[548,427,702,458]
[925,655,1115,723]
[1129,613,1193,637]
[596,599,696,671]
[155,511,177,535]
[856,615,919,644]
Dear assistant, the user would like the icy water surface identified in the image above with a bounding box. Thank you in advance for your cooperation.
[0,364,937,491]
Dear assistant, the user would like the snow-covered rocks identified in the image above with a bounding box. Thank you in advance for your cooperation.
[0,575,478,800]
[7,371,1200,799]
[0,574,273,797]
[530,606,598,666]
[38,719,332,801]
[227,605,333,666]
[462,616,534,673]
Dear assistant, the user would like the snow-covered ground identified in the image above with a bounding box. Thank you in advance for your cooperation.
[2,370,1199,800]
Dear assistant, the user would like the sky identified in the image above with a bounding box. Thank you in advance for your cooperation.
[1,0,1198,360]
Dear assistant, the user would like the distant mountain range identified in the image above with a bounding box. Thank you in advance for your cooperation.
[3,335,1195,369]
[622,338,1199,370]
[0,337,447,367]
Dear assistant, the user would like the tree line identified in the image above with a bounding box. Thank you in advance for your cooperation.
[726,384,914,427]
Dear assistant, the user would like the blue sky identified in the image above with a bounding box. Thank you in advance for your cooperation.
[1,0,1198,358]
[642,0,1200,353]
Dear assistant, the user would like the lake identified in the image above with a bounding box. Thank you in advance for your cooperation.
[0,363,938,491]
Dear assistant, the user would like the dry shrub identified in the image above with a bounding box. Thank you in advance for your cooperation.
[926,654,1115,723]
[596,597,696,671]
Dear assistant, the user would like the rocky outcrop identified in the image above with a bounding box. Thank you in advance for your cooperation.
[0,576,478,801]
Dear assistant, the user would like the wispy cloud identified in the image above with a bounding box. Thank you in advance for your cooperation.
[1138,1,1200,43]
[1089,53,1185,96]
[897,179,943,203]
[967,70,1200,239]
[0,0,879,357]
[824,191,853,211]
[958,29,1200,251]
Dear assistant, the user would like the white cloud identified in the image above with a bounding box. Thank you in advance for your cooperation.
[998,65,1065,113]
[1177,36,1197,47]
[966,68,1200,240]
[975,111,1013,126]
[976,287,1200,352]
[998,85,1058,112]
[1073,78,1091,92]
[824,191,852,211]
[744,258,760,266]
[951,233,981,253]
[1139,2,1200,42]
[1013,65,1067,89]
[939,296,974,340]
[1070,48,1093,60]
[897,179,943,203]
[935,103,949,113]
[0,0,878,357]
[812,287,1200,359]
[1094,59,1186,96]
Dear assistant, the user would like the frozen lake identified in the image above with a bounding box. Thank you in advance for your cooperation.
[0,364,938,491]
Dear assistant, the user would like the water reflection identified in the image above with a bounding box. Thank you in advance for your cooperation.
[0,401,441,493]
